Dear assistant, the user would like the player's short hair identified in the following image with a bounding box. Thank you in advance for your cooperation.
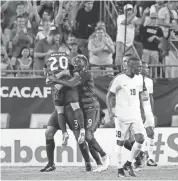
[16,2,25,8]
[127,56,140,63]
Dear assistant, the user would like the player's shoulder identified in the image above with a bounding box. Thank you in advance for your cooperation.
[145,76,153,84]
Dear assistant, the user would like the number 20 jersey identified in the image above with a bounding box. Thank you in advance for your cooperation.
[45,52,69,76]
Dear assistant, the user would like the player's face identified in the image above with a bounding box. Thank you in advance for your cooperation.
[16,5,25,15]
[131,61,142,75]
[73,57,86,71]
[142,64,149,76]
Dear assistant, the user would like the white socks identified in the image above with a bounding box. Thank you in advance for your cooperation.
[128,142,143,163]
[147,138,154,160]
[115,145,123,169]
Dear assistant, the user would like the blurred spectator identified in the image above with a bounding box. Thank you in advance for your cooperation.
[10,15,33,70]
[1,28,8,48]
[50,33,61,51]
[32,0,62,31]
[35,19,51,42]
[144,0,165,26]
[1,46,13,77]
[68,40,80,63]
[88,22,115,77]
[115,4,149,68]
[88,24,115,66]
[140,13,164,76]
[74,0,99,56]
[4,1,32,42]
[17,47,33,76]
[34,33,54,75]
[158,1,178,57]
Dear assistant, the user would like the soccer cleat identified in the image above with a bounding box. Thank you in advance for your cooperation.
[62,132,69,147]
[92,164,103,172]
[134,161,143,171]
[147,159,158,167]
[85,162,92,172]
[100,154,110,172]
[123,162,136,177]
[78,128,85,144]
[40,163,56,172]
[118,168,127,177]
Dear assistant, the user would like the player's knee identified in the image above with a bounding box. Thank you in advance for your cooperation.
[135,133,145,144]
[85,131,94,142]
[116,140,125,146]
[146,127,154,139]
[45,129,55,139]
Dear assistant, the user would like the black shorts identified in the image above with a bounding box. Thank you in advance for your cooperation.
[48,109,73,130]
[52,86,78,107]
[64,105,78,131]
[65,102,100,132]
[51,85,67,106]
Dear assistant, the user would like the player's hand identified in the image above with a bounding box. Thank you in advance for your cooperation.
[109,112,117,122]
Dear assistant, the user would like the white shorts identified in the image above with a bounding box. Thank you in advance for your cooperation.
[115,117,145,141]
[144,114,155,128]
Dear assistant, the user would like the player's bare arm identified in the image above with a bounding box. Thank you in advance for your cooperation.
[139,92,146,122]
[48,75,81,87]
[106,91,116,123]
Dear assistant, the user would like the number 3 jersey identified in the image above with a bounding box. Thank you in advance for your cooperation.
[109,73,143,122]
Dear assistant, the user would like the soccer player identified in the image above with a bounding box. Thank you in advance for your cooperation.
[140,62,157,166]
[40,87,92,172]
[48,54,110,172]
[106,56,145,177]
[44,52,85,146]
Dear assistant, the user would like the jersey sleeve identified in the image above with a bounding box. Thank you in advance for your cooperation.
[109,76,121,94]
[149,79,153,94]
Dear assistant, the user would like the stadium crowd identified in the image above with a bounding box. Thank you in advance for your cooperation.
[1,0,178,77]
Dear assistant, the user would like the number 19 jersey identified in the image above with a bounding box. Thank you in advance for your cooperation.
[109,73,143,122]
[45,52,69,76]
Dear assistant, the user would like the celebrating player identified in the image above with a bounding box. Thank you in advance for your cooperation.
[40,86,94,172]
[48,54,110,172]
[44,52,85,146]
[106,56,145,177]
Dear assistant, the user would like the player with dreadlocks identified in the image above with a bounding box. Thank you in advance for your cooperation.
[48,54,110,172]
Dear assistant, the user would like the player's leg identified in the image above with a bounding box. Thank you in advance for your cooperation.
[114,119,130,177]
[70,102,85,144]
[52,86,69,146]
[40,110,59,172]
[123,120,145,177]
[66,88,85,144]
[145,115,157,166]
[85,108,110,172]
[65,105,92,171]
[73,130,92,172]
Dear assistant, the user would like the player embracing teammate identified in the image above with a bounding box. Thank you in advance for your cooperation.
[41,54,110,172]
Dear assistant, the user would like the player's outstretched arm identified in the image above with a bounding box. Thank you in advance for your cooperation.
[48,75,81,87]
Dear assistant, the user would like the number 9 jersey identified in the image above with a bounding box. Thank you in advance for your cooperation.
[44,52,69,77]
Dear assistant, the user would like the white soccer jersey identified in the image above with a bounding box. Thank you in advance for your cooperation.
[109,73,143,122]
[142,77,154,115]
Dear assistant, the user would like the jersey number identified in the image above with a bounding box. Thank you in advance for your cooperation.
[74,120,79,130]
[87,119,93,128]
[116,131,121,138]
[130,89,136,95]
[49,56,68,71]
